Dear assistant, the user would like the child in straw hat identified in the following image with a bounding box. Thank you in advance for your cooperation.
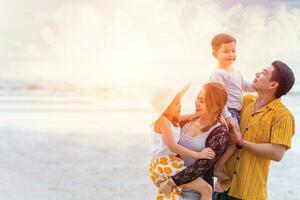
[149,84,215,200]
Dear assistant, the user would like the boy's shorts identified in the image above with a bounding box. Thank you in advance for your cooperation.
[228,108,240,124]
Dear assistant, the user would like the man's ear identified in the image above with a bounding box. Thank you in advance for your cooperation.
[269,81,279,90]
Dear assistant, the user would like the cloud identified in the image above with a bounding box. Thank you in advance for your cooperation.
[1,0,300,86]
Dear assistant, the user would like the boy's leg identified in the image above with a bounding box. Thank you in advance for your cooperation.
[214,145,236,180]
[182,177,212,200]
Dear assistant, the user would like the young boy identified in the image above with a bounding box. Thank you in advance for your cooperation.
[210,33,256,180]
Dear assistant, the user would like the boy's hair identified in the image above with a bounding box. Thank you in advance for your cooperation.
[211,33,236,56]
[271,60,295,98]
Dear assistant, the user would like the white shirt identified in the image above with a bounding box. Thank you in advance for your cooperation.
[210,67,255,118]
[150,119,181,157]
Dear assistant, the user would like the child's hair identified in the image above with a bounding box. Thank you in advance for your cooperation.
[203,82,228,121]
[211,33,236,56]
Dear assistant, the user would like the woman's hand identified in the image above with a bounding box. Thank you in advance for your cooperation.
[197,147,215,159]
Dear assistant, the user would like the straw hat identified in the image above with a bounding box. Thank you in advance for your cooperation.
[150,83,190,126]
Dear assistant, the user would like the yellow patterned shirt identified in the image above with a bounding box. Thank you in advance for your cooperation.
[221,95,295,200]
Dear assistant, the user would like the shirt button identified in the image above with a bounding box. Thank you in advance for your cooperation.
[234,171,237,174]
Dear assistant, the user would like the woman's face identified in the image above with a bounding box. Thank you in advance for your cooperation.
[195,89,210,117]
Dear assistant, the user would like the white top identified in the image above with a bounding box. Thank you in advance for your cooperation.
[210,67,255,118]
[179,121,221,200]
[150,119,181,157]
[179,121,221,166]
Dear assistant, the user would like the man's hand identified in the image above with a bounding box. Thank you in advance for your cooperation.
[228,121,242,144]
[225,117,238,130]
[220,115,228,130]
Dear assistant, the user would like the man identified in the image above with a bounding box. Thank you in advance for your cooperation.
[214,60,295,200]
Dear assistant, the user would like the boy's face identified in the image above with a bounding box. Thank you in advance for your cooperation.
[214,42,236,68]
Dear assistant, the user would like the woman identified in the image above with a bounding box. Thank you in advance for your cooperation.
[159,82,231,199]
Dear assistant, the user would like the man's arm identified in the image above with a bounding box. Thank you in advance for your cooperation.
[229,110,294,162]
[242,142,286,162]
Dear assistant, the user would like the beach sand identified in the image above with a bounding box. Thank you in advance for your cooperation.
[0,110,298,200]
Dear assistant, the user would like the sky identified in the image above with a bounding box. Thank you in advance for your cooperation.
[0,0,300,88]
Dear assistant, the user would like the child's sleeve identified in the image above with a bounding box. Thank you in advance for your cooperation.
[222,106,232,119]
[210,71,226,85]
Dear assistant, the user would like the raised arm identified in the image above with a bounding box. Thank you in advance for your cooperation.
[171,126,230,186]
[230,111,295,161]
[241,74,255,92]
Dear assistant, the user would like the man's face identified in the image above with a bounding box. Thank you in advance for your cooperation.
[253,66,277,91]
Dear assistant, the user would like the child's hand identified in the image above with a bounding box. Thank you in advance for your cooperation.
[159,179,174,194]
[197,147,215,159]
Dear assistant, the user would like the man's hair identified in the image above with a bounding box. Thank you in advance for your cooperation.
[211,33,236,53]
[271,60,295,98]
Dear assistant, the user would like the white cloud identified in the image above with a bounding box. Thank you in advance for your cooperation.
[1,0,300,87]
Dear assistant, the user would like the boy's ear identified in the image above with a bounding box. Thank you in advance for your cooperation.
[212,50,217,58]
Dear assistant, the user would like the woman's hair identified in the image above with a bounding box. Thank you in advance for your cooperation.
[203,82,228,121]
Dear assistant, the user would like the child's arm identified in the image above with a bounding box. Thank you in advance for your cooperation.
[156,116,215,160]
[178,113,199,128]
[178,113,195,122]
[241,75,256,92]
